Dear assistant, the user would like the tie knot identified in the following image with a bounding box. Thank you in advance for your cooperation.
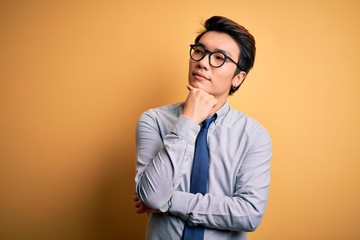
[201,114,217,130]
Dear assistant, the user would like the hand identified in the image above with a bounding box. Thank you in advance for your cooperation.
[182,85,218,124]
[133,194,159,214]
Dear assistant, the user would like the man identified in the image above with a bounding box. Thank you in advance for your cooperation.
[134,16,272,240]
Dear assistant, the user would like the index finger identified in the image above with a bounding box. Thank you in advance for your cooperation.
[187,85,194,91]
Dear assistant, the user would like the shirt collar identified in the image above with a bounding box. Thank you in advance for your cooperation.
[213,100,230,125]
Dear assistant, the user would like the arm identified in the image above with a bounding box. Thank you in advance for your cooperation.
[135,86,217,210]
[135,111,199,209]
[169,128,272,232]
[133,193,158,214]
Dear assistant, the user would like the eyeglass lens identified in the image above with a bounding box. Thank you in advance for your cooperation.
[190,45,226,68]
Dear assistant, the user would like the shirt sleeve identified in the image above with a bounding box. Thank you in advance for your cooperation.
[169,127,272,232]
[135,111,200,209]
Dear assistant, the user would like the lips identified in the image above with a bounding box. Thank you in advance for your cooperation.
[193,72,209,81]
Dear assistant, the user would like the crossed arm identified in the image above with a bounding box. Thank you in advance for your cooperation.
[134,85,217,213]
[134,87,272,231]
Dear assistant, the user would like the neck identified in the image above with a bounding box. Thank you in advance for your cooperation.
[209,96,227,116]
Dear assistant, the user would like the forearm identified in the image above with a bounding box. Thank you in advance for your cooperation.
[170,135,272,232]
[170,188,268,232]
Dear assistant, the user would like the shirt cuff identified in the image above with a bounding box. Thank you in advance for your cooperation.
[169,191,193,220]
[172,115,200,143]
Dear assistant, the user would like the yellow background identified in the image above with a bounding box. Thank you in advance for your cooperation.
[1,0,359,239]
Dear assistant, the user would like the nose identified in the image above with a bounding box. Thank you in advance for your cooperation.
[197,53,210,70]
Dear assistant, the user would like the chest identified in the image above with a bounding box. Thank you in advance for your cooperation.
[206,127,252,195]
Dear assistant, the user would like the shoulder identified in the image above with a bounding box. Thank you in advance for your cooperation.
[137,103,184,133]
[225,108,271,142]
[139,102,183,121]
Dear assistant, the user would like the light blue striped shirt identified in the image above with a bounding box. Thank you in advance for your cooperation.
[135,101,272,240]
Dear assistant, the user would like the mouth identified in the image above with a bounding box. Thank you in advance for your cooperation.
[192,72,209,81]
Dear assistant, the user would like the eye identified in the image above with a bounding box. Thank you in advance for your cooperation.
[194,47,204,55]
[216,55,224,61]
[213,53,225,62]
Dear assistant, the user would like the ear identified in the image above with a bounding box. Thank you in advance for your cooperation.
[232,71,247,88]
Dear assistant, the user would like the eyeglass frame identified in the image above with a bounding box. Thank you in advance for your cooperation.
[189,44,243,70]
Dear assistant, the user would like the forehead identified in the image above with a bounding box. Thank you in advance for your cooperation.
[197,31,240,57]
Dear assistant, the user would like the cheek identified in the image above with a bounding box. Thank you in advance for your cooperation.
[212,72,235,94]
[188,61,194,75]
[188,60,195,72]
[215,69,235,85]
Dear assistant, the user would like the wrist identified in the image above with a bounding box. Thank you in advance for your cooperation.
[159,196,172,213]
[181,112,202,124]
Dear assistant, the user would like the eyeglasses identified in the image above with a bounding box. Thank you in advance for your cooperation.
[189,44,242,70]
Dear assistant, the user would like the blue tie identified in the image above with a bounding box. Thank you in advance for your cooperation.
[182,114,217,240]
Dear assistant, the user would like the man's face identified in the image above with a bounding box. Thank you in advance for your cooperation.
[188,31,242,99]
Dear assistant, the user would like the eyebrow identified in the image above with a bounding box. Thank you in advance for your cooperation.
[197,42,233,57]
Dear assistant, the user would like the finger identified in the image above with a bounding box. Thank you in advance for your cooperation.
[134,199,142,206]
[137,205,149,214]
[136,207,146,214]
[187,85,194,91]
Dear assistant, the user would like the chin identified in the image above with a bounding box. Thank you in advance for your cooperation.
[194,85,211,94]
[190,82,203,90]
[190,79,204,88]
